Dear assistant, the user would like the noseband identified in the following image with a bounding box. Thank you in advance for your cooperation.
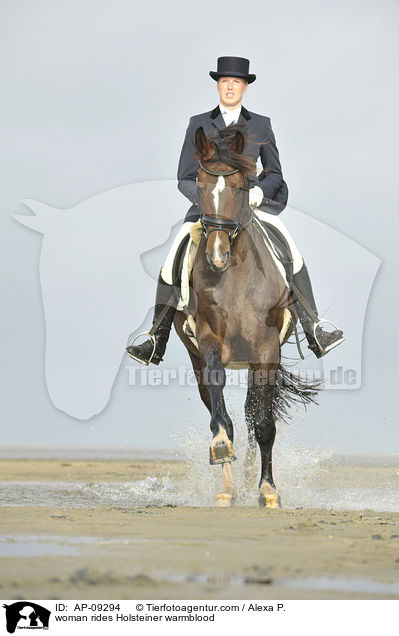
[198,160,252,243]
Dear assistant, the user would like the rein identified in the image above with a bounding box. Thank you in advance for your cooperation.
[198,160,252,243]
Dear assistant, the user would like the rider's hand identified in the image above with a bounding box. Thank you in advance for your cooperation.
[249,186,264,208]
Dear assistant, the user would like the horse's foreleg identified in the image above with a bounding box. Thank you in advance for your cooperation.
[187,350,212,413]
[248,365,281,509]
[188,349,236,506]
[215,461,237,507]
[187,349,232,425]
[202,345,235,465]
[202,342,237,506]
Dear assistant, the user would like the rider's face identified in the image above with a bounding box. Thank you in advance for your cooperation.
[217,77,248,110]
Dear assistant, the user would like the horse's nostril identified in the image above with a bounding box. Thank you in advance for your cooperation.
[206,248,231,270]
[210,253,230,271]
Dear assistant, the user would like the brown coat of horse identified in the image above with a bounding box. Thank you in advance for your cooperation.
[174,124,316,507]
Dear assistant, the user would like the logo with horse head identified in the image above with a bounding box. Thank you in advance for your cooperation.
[3,602,51,633]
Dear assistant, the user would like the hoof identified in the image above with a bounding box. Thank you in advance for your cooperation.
[215,482,236,507]
[209,438,236,465]
[258,483,281,509]
[259,493,281,509]
[215,493,235,507]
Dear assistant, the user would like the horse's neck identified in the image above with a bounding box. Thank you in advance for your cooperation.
[235,222,259,260]
[235,222,276,273]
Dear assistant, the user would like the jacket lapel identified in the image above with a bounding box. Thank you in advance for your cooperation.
[210,104,252,130]
[210,105,226,130]
[239,106,251,122]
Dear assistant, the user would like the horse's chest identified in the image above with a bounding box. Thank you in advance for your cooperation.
[198,269,266,316]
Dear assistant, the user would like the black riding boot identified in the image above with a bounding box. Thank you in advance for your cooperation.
[126,272,176,365]
[291,264,344,358]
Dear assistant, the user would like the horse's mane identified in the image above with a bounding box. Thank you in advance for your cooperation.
[206,124,256,175]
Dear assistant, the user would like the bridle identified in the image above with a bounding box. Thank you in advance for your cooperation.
[198,160,252,244]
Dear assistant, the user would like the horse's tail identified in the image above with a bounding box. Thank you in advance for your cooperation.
[272,364,322,423]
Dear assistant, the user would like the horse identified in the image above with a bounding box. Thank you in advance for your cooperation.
[173,124,318,508]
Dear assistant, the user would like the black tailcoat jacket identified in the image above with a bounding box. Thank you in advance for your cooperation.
[177,105,288,222]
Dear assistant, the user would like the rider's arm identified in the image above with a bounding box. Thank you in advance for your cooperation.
[257,118,284,201]
[177,117,200,205]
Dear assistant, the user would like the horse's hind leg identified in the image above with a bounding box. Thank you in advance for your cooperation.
[247,363,280,509]
[187,350,236,506]
[244,369,259,489]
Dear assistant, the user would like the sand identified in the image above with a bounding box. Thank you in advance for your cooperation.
[1,459,399,600]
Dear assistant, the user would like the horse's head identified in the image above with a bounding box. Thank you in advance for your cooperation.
[195,125,255,272]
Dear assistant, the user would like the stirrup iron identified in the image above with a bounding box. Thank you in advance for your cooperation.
[126,331,157,366]
[313,318,345,352]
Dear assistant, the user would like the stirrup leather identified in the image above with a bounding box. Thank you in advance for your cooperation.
[126,331,157,366]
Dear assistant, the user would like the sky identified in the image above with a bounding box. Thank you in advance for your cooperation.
[1,0,398,454]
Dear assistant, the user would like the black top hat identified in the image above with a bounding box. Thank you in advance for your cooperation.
[209,56,256,84]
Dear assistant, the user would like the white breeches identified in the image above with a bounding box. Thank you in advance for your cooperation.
[160,211,304,285]
[161,222,196,284]
[254,209,304,274]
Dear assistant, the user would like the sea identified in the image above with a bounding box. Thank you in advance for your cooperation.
[1,439,398,512]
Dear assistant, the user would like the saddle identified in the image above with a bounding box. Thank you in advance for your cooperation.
[171,220,294,365]
[254,218,294,283]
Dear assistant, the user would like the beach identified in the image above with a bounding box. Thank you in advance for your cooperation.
[1,457,399,600]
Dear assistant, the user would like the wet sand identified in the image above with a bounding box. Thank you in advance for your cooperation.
[1,459,399,600]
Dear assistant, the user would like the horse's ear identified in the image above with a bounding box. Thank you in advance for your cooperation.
[230,131,245,154]
[195,127,213,158]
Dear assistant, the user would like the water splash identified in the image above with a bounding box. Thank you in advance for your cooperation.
[170,411,332,508]
[1,411,397,510]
